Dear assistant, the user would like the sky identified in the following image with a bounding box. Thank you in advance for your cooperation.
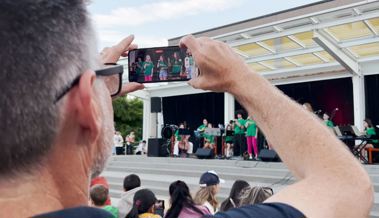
[88,0,321,49]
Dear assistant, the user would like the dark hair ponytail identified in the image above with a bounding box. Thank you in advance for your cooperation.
[127,189,157,218]
[165,181,205,218]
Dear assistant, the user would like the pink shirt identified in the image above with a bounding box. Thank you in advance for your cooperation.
[178,205,211,218]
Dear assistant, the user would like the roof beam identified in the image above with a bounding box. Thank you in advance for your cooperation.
[227,11,379,47]
[363,20,379,36]
[313,30,361,75]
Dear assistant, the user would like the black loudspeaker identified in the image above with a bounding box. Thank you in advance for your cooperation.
[258,149,280,162]
[148,138,168,157]
[151,97,162,113]
[195,148,214,159]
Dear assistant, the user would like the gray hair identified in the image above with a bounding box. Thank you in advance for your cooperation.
[0,0,98,176]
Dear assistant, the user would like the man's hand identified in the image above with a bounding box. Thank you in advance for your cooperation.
[100,35,138,64]
[179,35,251,92]
[100,35,144,97]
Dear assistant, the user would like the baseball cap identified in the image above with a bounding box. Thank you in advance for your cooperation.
[199,170,225,187]
[133,189,157,213]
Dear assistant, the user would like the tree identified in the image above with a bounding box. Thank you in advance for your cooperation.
[112,97,143,142]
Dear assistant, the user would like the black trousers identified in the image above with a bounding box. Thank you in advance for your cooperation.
[233,133,247,156]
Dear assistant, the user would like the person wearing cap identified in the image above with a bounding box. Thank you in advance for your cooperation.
[127,189,161,218]
[194,171,225,214]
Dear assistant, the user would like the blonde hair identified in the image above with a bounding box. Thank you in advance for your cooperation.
[194,185,218,211]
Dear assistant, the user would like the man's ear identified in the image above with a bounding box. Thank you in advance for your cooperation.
[73,70,101,144]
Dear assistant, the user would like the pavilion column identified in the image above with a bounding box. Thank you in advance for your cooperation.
[352,75,366,130]
[224,92,235,125]
[142,98,152,141]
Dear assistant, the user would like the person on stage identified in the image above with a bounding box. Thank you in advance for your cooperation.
[204,123,215,149]
[233,112,246,156]
[143,55,154,82]
[245,116,258,160]
[362,119,379,156]
[135,57,143,81]
[323,113,334,128]
[174,123,193,157]
[169,52,183,79]
[197,119,208,135]
[223,124,234,159]
[157,55,168,81]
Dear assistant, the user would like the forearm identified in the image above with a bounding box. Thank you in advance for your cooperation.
[230,71,365,179]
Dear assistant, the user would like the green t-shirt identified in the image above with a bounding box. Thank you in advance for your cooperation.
[325,120,334,128]
[204,133,215,144]
[234,118,246,134]
[366,127,379,143]
[158,60,168,70]
[103,205,118,218]
[136,61,143,75]
[171,59,182,74]
[143,62,154,76]
[197,124,206,137]
[175,130,182,141]
[246,119,257,136]
[225,135,234,142]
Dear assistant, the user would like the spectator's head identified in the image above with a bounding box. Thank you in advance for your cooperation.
[225,180,250,208]
[123,174,141,192]
[90,185,109,207]
[0,0,118,210]
[166,180,205,218]
[128,189,157,218]
[194,171,224,210]
[238,186,273,206]
[364,118,374,128]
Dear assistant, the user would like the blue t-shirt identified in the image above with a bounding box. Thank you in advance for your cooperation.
[33,206,113,218]
[204,203,305,218]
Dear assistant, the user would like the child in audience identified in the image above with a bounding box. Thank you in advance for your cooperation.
[90,184,119,218]
[127,189,161,218]
[165,180,211,218]
[118,174,144,218]
[219,180,250,212]
[194,171,224,214]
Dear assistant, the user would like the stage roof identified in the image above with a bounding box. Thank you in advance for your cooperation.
[129,0,379,99]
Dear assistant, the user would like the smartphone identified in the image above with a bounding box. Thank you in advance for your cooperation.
[128,46,198,83]
[154,199,165,217]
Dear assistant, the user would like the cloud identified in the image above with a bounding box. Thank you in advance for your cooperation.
[93,0,242,28]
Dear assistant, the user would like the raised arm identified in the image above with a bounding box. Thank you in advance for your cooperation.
[180,35,373,218]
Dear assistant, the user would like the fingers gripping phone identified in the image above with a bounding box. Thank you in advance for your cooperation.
[128,46,198,83]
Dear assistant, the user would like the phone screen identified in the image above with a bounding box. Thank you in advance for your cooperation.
[128,46,197,83]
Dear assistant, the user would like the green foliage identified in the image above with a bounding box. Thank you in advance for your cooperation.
[113,97,143,141]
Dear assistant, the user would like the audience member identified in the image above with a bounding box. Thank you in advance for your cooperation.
[165,180,211,218]
[114,131,124,155]
[118,174,143,218]
[194,171,224,214]
[90,185,119,218]
[135,140,147,155]
[219,180,250,212]
[238,186,273,206]
[127,189,161,218]
[91,177,112,206]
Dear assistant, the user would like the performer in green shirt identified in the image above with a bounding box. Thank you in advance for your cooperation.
[170,52,183,78]
[136,57,143,76]
[157,55,168,81]
[323,113,334,128]
[143,55,154,82]
[245,116,258,160]
[204,123,215,149]
[224,123,234,159]
[233,112,247,157]
[364,118,378,144]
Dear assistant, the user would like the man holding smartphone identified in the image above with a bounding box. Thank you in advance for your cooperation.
[0,1,373,218]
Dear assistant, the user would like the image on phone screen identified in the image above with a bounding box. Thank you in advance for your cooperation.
[128,46,197,83]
